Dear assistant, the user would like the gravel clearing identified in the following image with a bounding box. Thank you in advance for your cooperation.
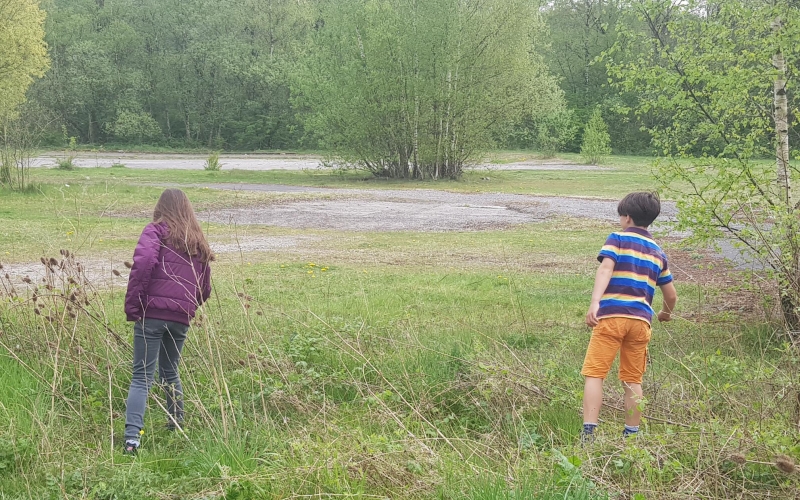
[195,183,677,231]
[32,152,600,171]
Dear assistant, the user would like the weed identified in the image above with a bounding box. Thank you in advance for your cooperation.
[204,151,222,171]
[55,156,76,170]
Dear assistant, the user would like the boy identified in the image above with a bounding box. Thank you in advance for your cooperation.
[581,192,678,441]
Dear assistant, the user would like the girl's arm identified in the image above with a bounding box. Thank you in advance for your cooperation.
[125,223,163,321]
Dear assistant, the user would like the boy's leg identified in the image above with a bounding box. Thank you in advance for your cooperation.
[622,382,643,427]
[582,376,604,423]
[618,319,652,435]
[581,318,626,435]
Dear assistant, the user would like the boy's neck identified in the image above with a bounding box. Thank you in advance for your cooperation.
[622,224,650,232]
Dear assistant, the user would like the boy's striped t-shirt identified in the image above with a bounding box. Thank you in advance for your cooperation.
[596,227,672,324]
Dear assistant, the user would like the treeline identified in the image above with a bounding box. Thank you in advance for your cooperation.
[26,0,662,158]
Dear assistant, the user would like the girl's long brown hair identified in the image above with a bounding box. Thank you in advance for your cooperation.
[153,189,214,263]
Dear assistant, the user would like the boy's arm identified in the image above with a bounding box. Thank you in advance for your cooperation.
[657,281,678,322]
[586,257,615,327]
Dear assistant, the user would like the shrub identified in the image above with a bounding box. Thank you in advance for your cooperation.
[55,156,76,170]
[535,109,578,158]
[107,110,162,143]
[204,151,222,171]
[580,108,612,165]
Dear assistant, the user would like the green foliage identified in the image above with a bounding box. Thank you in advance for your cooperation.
[610,0,800,331]
[580,108,611,165]
[55,156,76,170]
[0,0,49,120]
[536,109,579,158]
[106,110,162,143]
[293,0,563,179]
[203,151,222,171]
[31,0,309,149]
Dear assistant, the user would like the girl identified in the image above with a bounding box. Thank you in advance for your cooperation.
[122,189,213,454]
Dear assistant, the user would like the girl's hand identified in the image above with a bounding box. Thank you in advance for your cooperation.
[657,310,672,322]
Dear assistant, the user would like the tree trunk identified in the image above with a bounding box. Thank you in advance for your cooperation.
[774,18,790,208]
[773,17,800,335]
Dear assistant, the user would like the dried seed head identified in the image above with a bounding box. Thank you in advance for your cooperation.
[49,258,58,267]
[256,310,263,316]
[60,249,66,256]
[68,312,76,319]
[248,353,256,359]
[22,277,31,284]
[68,278,76,285]
[244,304,251,309]
[4,273,8,279]
[124,261,132,269]
[69,293,76,302]
[729,453,747,465]
[64,250,70,257]
[775,455,796,474]
[34,309,41,316]
[40,257,47,266]
[237,292,244,298]
[112,269,121,277]
[84,299,90,306]
[45,284,53,291]
[238,359,246,366]
[0,263,3,270]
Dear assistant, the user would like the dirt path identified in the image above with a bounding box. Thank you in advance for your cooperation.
[33,152,601,171]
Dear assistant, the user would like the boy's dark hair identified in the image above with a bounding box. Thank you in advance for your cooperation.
[617,192,660,227]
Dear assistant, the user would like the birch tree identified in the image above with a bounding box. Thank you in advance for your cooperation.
[611,0,800,335]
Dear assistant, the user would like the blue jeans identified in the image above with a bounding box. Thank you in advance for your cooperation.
[124,319,189,442]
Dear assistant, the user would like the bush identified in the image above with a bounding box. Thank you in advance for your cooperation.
[535,109,578,158]
[107,110,162,143]
[580,108,612,165]
[55,156,76,170]
[204,151,222,171]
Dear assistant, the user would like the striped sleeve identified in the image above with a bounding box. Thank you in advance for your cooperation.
[656,254,673,286]
[597,233,620,263]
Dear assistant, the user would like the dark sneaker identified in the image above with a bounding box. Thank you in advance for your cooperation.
[122,441,139,456]
[165,419,183,431]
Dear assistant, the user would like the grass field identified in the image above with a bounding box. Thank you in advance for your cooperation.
[0,154,798,499]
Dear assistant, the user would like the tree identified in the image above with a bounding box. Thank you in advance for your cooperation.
[611,0,800,335]
[580,107,611,164]
[0,0,49,187]
[293,0,563,179]
[0,0,49,120]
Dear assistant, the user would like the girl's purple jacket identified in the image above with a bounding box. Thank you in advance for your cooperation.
[124,222,212,325]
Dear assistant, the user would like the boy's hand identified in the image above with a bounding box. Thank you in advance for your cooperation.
[585,303,600,327]
[657,310,672,322]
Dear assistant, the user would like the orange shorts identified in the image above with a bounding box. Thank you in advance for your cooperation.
[581,317,651,383]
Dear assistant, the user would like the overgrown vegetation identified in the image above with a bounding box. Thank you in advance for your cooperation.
[0,172,798,498]
[612,0,800,338]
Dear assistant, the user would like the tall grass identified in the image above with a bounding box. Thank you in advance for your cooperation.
[0,245,798,498]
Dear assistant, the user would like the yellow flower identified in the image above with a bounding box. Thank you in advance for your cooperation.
[139,429,145,435]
